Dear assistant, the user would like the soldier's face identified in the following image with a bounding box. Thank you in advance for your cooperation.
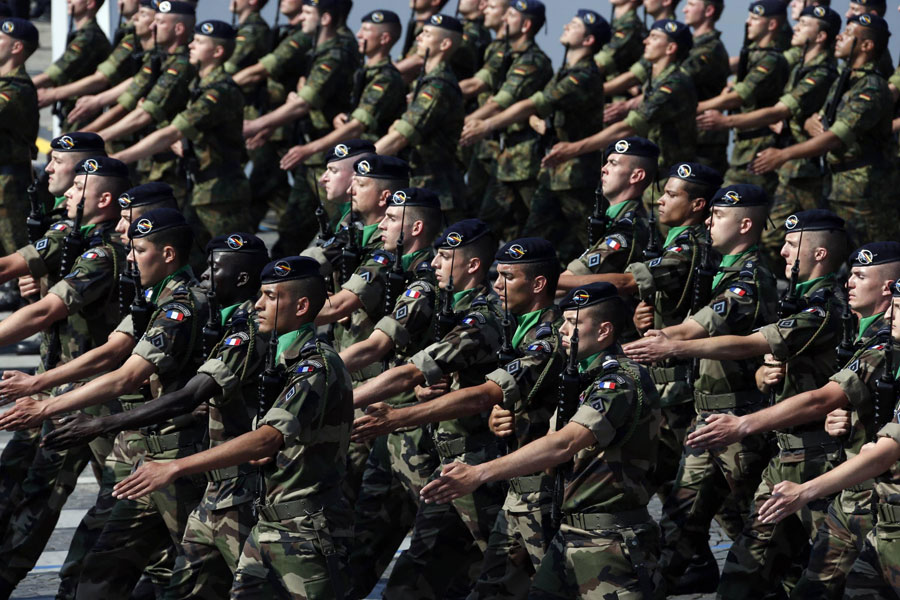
[493,264,537,314]
[682,0,707,27]
[203,251,243,301]
[458,0,481,15]
[299,6,321,35]
[892,298,900,340]
[431,248,461,290]
[121,0,140,17]
[483,0,506,30]
[63,175,102,220]
[561,18,586,48]
[378,206,406,252]
[349,176,382,215]
[46,152,80,196]
[643,0,664,16]
[847,266,891,315]
[134,6,155,38]
[745,13,768,41]
[642,29,670,62]
[504,8,525,36]
[845,2,868,19]
[280,0,303,18]
[657,178,695,226]
[835,24,861,59]
[255,284,301,334]
[320,162,353,202]
[67,0,89,17]
[131,237,168,287]
[780,231,811,281]
[560,310,600,359]
[791,16,819,47]
[416,25,442,58]
[152,14,177,46]
[357,23,381,54]
[188,35,218,67]
[600,154,633,197]
[705,206,742,251]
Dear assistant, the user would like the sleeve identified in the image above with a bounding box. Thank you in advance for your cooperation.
[529,72,586,119]
[474,43,507,88]
[45,29,92,83]
[878,420,900,445]
[690,279,762,336]
[297,48,348,108]
[131,299,197,378]
[341,251,391,317]
[374,280,436,351]
[259,364,325,442]
[195,322,257,396]
[570,373,637,447]
[0,80,25,115]
[829,349,880,408]
[594,21,642,72]
[493,56,550,109]
[757,309,827,360]
[625,245,693,300]
[225,25,269,74]
[16,227,68,278]
[778,65,833,120]
[889,65,900,91]
[141,63,194,124]
[733,53,781,103]
[624,76,685,136]
[259,33,309,79]
[117,62,153,111]
[572,232,637,275]
[628,58,650,84]
[96,38,135,82]
[350,70,400,131]
[830,83,885,148]
[46,247,116,313]
[171,87,224,139]
[115,314,135,337]
[485,339,558,410]
[409,311,502,386]
[393,80,448,145]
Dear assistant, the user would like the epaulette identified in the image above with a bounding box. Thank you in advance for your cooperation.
[738,259,757,280]
[535,322,554,339]
[371,249,395,267]
[415,261,434,277]
[601,356,620,371]
[618,210,635,227]
[470,296,489,308]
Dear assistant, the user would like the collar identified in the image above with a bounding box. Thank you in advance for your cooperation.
[361,222,380,248]
[606,199,633,221]
[511,307,546,349]
[858,312,884,342]
[712,245,757,290]
[219,303,241,327]
[277,323,315,363]
[793,273,835,298]
[663,225,691,248]
[401,247,431,272]
[148,264,192,305]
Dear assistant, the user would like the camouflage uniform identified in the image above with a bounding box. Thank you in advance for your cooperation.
[45,17,111,128]
[523,56,605,262]
[529,349,664,599]
[393,61,467,220]
[383,284,507,599]
[469,306,564,600]
[566,198,650,276]
[225,11,271,119]
[658,247,778,588]
[478,41,552,237]
[165,299,266,599]
[348,57,406,144]
[821,62,896,245]
[594,8,646,81]
[230,325,354,600]
[724,44,790,196]
[452,17,492,82]
[74,267,209,600]
[760,52,838,265]
[0,63,37,255]
[172,65,251,240]
[96,26,143,88]
[717,275,847,599]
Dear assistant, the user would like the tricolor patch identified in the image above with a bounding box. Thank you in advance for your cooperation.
[289,40,300,48]
[373,254,389,265]
[605,237,621,250]
[142,66,152,73]
[0,92,10,101]
[165,310,185,321]
[404,290,421,299]
[803,77,816,85]
[599,381,616,389]
[660,85,672,94]
[71,44,81,52]
[236,35,246,41]
[319,63,332,72]
[204,93,218,103]
[372,83,384,92]
[513,67,526,75]
[81,251,100,259]
[421,91,433,101]
[166,68,178,76]
[123,42,134,50]
[224,336,243,346]
[52,223,68,231]
[615,31,625,38]
[297,365,316,373]
[462,316,478,326]
[756,65,769,73]
[728,285,747,296]
[859,93,871,101]
[567,75,580,85]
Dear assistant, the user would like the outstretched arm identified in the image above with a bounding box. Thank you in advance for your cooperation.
[0,294,68,348]
[112,124,182,165]
[353,363,425,409]
[556,271,638,296]
[314,290,363,325]
[339,330,395,373]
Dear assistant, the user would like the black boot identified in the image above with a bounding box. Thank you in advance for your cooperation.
[670,544,720,595]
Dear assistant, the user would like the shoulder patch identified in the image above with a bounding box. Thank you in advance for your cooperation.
[648,257,662,267]
[602,358,619,371]
[739,260,757,280]
[285,385,297,401]
[713,300,727,315]
[414,261,434,277]
[372,250,393,266]
[848,359,860,372]
[35,239,48,251]
[51,223,68,231]
[605,234,628,251]
[727,283,754,297]
[778,319,796,328]
[148,332,166,349]
[224,332,249,346]
[802,306,826,318]
[161,302,192,320]
[535,322,554,339]
[360,271,373,283]
[526,340,552,354]
[506,359,521,374]
[588,253,602,268]
[296,359,322,374]
[394,305,408,320]
[461,312,487,327]
[470,296,489,308]
[81,249,105,260]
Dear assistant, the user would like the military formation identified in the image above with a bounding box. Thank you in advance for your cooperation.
[0,0,899,598]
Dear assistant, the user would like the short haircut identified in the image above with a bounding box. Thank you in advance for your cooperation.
[459,232,498,271]
[376,21,402,45]
[624,154,658,189]
[147,226,194,263]
[732,205,769,238]
[405,205,443,241]
[284,275,327,318]
[374,177,409,195]
[704,0,724,21]
[215,36,237,61]
[857,20,889,57]
[680,178,717,214]
[520,259,561,297]
[584,296,627,339]
[95,176,132,203]
[220,250,269,288]
[805,229,848,273]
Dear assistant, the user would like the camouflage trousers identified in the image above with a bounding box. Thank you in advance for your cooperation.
[0,165,32,255]
[724,162,779,199]
[528,520,664,600]
[658,410,771,587]
[163,497,257,600]
[790,495,874,599]
[0,426,40,531]
[279,164,327,257]
[523,184,594,266]
[760,176,824,271]
[696,141,730,179]
[248,141,292,231]
[844,516,900,599]
[191,174,253,240]
[479,178,537,243]
[649,399,696,502]
[827,164,898,247]
[230,501,353,600]
[716,444,842,600]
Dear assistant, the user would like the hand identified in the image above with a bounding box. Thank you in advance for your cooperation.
[332,113,350,129]
[41,413,102,451]
[37,87,58,108]
[603,101,629,124]
[686,413,744,449]
[488,404,514,438]
[249,456,274,466]
[0,370,39,402]
[112,460,179,500]
[18,275,39,299]
[460,118,490,147]
[419,461,482,504]
[696,109,727,131]
[758,481,808,524]
[632,301,655,333]
[769,120,784,135]
[824,408,851,437]
[415,377,450,401]
[760,354,785,386]
[750,148,786,174]
[351,402,396,443]
[170,139,184,158]
[528,114,547,136]
[622,330,675,363]
[541,142,579,168]
[0,396,47,431]
[246,127,273,150]
[67,95,102,123]
[280,144,314,171]
[804,113,825,137]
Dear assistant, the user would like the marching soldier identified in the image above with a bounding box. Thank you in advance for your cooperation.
[595,0,646,81]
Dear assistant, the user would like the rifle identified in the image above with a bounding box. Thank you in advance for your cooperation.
[497,289,518,454]
[873,298,896,438]
[587,155,609,246]
[254,296,285,517]
[401,4,418,58]
[26,168,49,245]
[53,12,77,125]
[551,303,582,530]
[836,299,857,367]
[644,191,661,261]
[349,40,367,110]
[201,250,223,359]
[339,211,362,284]
[112,1,125,45]
[413,48,431,97]
[778,227,803,319]
[688,224,715,386]
[434,248,456,342]
[230,0,238,28]
[737,23,750,82]
[296,21,321,145]
[538,46,567,155]
[384,197,407,316]
[823,38,856,128]
[59,172,88,280]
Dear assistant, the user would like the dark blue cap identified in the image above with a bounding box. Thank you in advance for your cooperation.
[326,139,375,164]
[710,184,768,208]
[51,132,106,154]
[850,0,886,7]
[196,20,236,39]
[75,156,130,179]
[577,10,611,46]
[206,233,269,256]
[800,5,842,35]
[848,13,890,35]
[118,182,176,209]
[260,256,323,284]
[390,188,441,210]
[427,14,463,33]
[495,238,557,264]
[749,0,787,16]
[435,219,491,249]
[510,0,545,18]
[155,0,195,15]
[783,209,844,232]
[361,9,400,24]
[851,242,900,267]
[128,207,190,239]
[559,282,619,310]
[0,18,37,44]
[651,19,693,51]
[354,155,410,180]
[0,4,11,17]
[606,136,660,160]
[667,162,723,188]
[303,0,342,10]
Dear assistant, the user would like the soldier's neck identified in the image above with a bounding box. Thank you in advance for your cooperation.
[197,60,223,79]
[424,55,447,73]
[510,34,531,52]
[366,49,391,66]
[73,12,95,29]
[849,53,873,70]
[237,9,257,24]
[566,46,591,67]
[802,43,827,64]
[0,59,22,76]
[614,3,639,19]
[692,21,714,37]
[650,55,675,78]
[608,190,640,206]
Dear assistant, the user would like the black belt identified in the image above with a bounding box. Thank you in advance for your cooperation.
[206,463,258,483]
[828,155,883,174]
[192,162,243,184]
[131,430,205,455]
[257,488,341,521]
[501,129,539,147]
[735,127,773,141]
[563,506,652,530]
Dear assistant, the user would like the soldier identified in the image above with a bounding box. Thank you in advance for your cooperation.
[644,0,681,23]
[461,10,609,262]
[543,19,698,207]
[630,209,849,598]
[594,0,646,82]
[278,9,406,171]
[0,17,38,258]
[225,0,271,113]
[421,281,664,599]
[623,184,778,593]
[683,241,900,599]
[113,255,355,600]
[464,0,551,239]
[556,137,656,288]
[376,13,468,221]
[699,5,840,269]
[112,19,252,242]
[842,0,894,77]
[751,14,896,247]
[395,0,450,79]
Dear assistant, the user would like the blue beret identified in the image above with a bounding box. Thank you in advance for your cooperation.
[749,0,787,16]
[667,162,723,188]
[354,155,410,180]
[851,242,900,267]
[155,1,195,15]
[710,184,768,208]
[559,282,620,310]
[128,207,190,239]
[196,20,236,39]
[390,187,441,211]
[303,0,342,10]
[435,219,492,249]
[606,136,660,159]
[51,132,106,154]
[0,4,11,17]
[260,256,323,284]
[848,13,890,35]
[650,19,693,51]
[577,10,611,46]
[206,233,269,256]
[0,18,37,44]
[326,139,375,164]
[891,278,900,297]
[800,5,841,35]
[495,237,557,264]
[783,209,844,232]
[361,10,400,24]
[75,156,130,179]
[850,0,885,7]
[510,0,545,18]
[118,182,176,209]
[427,14,463,33]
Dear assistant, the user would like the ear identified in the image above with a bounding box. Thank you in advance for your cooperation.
[813,246,828,263]
[439,35,453,53]
[236,271,250,287]
[295,295,311,318]
[410,219,425,238]
[815,29,829,45]
[583,33,596,50]
[97,191,114,210]
[595,320,613,344]
[378,189,392,208]
[174,21,185,37]
[162,244,177,265]
[691,197,708,215]
[704,3,716,18]
[630,168,647,185]
[466,255,482,275]
[739,216,754,235]
[532,274,548,295]
[320,11,333,27]
[213,43,226,60]
[767,17,779,32]
[665,40,679,57]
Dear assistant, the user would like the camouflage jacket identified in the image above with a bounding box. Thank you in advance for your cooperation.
[257,324,353,506]
[565,348,661,514]
[0,64,37,165]
[349,57,407,142]
[226,11,271,90]
[594,8,646,78]
[45,17,111,86]
[730,44,790,168]
[474,37,513,99]
[875,405,900,506]
[131,46,196,127]
[568,197,650,276]
[531,56,605,191]
[451,17,492,81]
[96,26,142,87]
[260,24,312,124]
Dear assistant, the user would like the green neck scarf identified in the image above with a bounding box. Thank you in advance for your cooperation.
[149,265,191,304]
[361,222,379,248]
[401,248,430,272]
[858,312,884,341]
[79,223,96,236]
[452,287,476,309]
[53,196,66,210]
[663,225,690,248]
[711,246,757,291]
[511,308,543,350]
[579,351,602,373]
[334,203,351,234]
[793,273,835,298]
[276,323,314,362]
[606,201,630,221]
[219,303,240,327]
